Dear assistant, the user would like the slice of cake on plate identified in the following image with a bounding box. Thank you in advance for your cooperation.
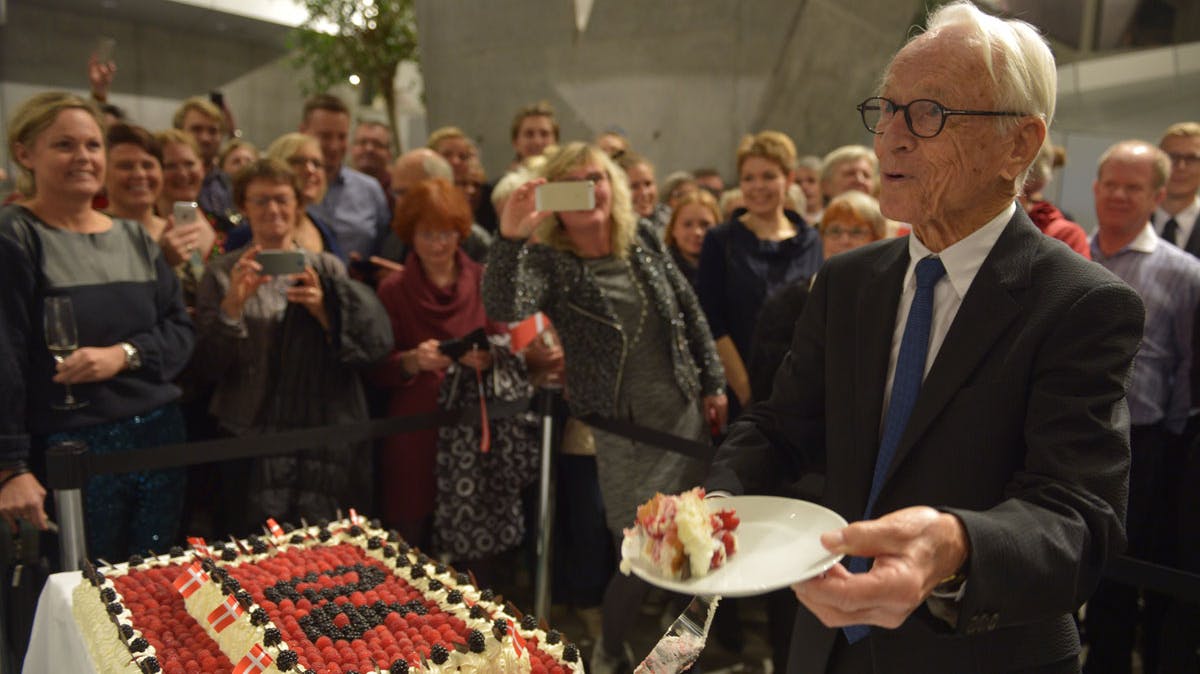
[621,488,739,580]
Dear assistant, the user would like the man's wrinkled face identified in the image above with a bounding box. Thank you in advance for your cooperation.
[873,31,1017,229]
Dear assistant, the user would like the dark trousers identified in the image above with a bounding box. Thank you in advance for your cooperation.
[1084,423,1172,674]
[1155,418,1200,673]
[553,455,614,607]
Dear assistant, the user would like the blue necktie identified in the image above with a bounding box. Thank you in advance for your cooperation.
[843,255,946,644]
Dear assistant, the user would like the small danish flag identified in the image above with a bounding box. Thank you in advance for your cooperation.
[188,536,209,556]
[348,508,363,526]
[207,594,245,633]
[508,619,527,657]
[265,518,285,540]
[172,561,209,599]
[233,644,273,674]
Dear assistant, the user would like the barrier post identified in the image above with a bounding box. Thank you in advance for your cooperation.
[534,386,562,620]
[45,441,88,572]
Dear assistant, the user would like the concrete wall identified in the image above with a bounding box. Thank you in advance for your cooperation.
[0,0,305,169]
[415,0,921,183]
[1049,42,1200,232]
[0,0,429,181]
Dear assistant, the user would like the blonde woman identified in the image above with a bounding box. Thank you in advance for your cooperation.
[483,142,726,671]
[0,92,193,559]
[663,190,720,289]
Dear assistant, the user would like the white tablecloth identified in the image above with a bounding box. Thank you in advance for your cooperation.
[22,571,97,674]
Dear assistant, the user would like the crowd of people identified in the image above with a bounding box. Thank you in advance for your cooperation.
[1,1,1199,671]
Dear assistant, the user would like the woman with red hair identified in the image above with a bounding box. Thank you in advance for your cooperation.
[374,178,534,572]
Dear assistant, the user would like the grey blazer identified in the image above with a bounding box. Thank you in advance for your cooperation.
[482,224,725,418]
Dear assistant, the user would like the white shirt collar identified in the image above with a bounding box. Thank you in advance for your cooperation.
[1156,195,1200,227]
[1127,222,1159,254]
[905,202,1015,300]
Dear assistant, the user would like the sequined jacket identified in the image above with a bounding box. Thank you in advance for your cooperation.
[483,224,725,417]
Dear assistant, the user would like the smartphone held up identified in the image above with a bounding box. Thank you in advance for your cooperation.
[535,180,595,212]
[255,250,306,277]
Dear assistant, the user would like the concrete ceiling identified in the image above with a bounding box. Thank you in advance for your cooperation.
[8,0,294,49]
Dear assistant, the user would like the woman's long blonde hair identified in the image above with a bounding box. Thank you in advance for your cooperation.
[535,142,637,259]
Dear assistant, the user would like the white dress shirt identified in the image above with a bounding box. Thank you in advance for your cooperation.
[880,202,1015,426]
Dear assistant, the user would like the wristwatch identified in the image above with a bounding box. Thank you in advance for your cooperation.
[119,342,142,371]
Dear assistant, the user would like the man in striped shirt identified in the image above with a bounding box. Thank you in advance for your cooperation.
[1086,139,1200,674]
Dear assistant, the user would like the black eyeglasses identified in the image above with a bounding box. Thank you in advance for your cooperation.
[857,97,1028,139]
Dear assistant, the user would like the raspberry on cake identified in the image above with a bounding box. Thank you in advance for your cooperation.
[621,488,739,580]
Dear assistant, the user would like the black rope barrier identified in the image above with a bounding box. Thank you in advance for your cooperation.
[46,400,532,489]
[578,413,715,461]
[40,401,1200,603]
[1104,555,1200,604]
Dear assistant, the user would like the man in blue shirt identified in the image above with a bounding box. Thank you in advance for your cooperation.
[1086,139,1200,674]
[299,94,391,264]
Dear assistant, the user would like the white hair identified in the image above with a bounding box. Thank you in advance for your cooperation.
[924,1,1057,129]
[421,152,453,181]
[492,167,534,210]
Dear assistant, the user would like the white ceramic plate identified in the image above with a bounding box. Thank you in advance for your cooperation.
[621,495,847,598]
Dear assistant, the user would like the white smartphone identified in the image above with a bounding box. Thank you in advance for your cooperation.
[535,181,595,212]
[256,250,306,277]
[173,201,199,226]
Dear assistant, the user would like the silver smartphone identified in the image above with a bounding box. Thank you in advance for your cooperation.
[173,201,199,226]
[256,250,306,277]
[535,181,595,212]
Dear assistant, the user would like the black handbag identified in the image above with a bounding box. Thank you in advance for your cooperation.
[0,521,52,674]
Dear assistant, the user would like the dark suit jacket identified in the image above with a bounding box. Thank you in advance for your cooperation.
[1174,214,1200,258]
[707,208,1144,673]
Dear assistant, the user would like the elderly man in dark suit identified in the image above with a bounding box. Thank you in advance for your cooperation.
[705,2,1144,672]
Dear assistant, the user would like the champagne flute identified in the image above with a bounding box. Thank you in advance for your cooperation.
[43,296,88,410]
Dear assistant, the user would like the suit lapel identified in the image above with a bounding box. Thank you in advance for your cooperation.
[878,211,1035,490]
[1183,213,1200,258]
[853,241,909,505]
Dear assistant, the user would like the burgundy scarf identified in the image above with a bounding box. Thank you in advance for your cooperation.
[393,248,492,347]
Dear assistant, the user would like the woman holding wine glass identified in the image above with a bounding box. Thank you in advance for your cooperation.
[0,91,194,562]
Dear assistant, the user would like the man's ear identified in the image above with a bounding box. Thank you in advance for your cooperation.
[1001,117,1047,183]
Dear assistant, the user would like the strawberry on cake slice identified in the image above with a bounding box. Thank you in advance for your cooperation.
[621,487,739,580]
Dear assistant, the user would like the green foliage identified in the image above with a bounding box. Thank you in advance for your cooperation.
[289,0,419,134]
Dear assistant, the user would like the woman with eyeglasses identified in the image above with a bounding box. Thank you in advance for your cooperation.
[222,133,345,262]
[194,158,391,534]
[372,178,519,557]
